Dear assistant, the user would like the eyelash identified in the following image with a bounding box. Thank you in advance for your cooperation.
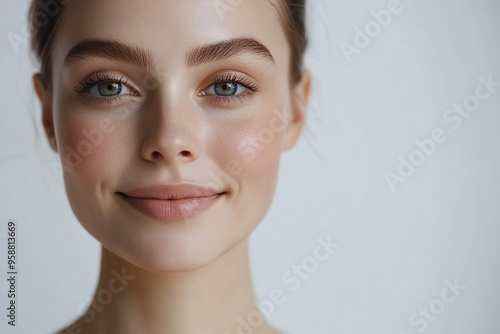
[73,72,260,106]
[73,72,137,105]
[201,73,260,105]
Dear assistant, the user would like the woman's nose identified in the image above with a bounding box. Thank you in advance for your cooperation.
[140,97,202,164]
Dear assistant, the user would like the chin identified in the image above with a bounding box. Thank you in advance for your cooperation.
[105,238,242,273]
[87,216,249,273]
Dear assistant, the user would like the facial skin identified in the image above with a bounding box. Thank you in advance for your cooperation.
[35,0,310,273]
[34,0,310,332]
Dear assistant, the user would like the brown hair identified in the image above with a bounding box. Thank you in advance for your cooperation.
[273,0,308,84]
[28,0,307,88]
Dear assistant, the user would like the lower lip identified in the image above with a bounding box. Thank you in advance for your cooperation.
[119,193,224,222]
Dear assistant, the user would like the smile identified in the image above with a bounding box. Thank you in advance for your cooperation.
[118,183,226,222]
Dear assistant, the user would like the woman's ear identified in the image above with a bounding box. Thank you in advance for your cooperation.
[282,69,312,152]
[33,73,58,153]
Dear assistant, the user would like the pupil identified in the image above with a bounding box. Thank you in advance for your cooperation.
[215,82,237,96]
[99,82,122,96]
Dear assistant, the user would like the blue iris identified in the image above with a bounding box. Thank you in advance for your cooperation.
[98,82,122,96]
[214,82,237,96]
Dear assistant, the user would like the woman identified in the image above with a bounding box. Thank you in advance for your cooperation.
[29,0,311,333]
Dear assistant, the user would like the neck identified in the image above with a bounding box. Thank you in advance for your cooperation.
[69,238,279,334]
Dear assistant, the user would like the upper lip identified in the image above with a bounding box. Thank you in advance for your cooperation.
[119,182,224,200]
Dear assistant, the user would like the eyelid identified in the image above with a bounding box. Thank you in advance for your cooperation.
[196,72,260,108]
[73,71,140,96]
[200,72,259,93]
[73,71,141,106]
[197,71,260,104]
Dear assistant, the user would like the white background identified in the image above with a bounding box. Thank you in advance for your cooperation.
[1,0,500,333]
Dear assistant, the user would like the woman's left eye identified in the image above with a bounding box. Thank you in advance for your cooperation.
[199,74,259,104]
[204,82,248,96]
[89,81,132,97]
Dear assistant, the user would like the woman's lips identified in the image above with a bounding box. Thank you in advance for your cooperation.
[118,183,225,222]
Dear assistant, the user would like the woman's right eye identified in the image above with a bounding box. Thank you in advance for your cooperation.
[73,72,140,105]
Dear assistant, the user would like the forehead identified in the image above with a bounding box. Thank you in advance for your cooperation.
[52,0,288,73]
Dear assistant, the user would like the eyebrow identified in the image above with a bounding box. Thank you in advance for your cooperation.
[63,39,155,71]
[185,37,275,68]
[63,37,275,70]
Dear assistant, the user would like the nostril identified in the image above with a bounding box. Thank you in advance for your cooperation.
[180,150,190,157]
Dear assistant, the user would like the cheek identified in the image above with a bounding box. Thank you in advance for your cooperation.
[55,110,137,237]
[207,108,289,241]
[57,112,131,180]
[56,110,135,224]
[234,124,283,176]
[206,105,289,201]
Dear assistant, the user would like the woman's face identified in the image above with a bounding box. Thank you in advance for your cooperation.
[36,0,309,272]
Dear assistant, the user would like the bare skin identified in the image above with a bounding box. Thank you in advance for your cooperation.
[34,0,311,333]
[55,240,283,334]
